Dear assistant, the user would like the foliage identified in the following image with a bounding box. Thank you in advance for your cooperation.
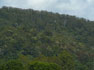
[0,60,24,70]
[0,6,94,70]
[28,61,61,70]
[58,50,75,70]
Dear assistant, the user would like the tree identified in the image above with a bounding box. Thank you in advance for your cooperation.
[59,50,75,70]
[28,61,61,70]
[0,60,24,70]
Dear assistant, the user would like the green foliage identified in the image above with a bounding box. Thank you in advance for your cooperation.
[28,61,61,70]
[74,60,89,70]
[58,50,75,70]
[0,6,93,70]
[0,60,24,70]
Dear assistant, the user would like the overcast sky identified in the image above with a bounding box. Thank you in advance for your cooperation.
[0,0,94,20]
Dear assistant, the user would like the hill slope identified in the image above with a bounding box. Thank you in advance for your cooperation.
[0,6,94,70]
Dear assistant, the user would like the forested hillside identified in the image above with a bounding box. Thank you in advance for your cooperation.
[0,6,94,70]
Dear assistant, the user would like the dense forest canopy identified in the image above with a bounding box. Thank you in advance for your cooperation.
[0,6,94,70]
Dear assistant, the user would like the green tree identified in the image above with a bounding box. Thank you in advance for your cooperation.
[28,61,61,70]
[0,60,24,70]
[59,50,75,70]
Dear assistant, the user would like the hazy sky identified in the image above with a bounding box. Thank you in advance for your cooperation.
[0,0,94,20]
